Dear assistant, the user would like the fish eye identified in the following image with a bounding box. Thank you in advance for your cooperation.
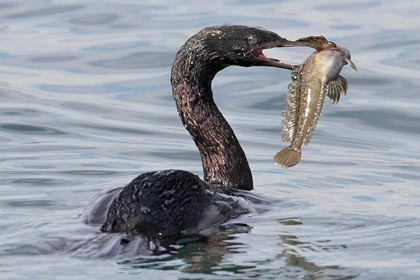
[247,35,258,45]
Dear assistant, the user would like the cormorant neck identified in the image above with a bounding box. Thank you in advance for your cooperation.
[171,42,253,191]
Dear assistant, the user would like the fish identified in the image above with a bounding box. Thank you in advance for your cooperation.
[274,36,357,168]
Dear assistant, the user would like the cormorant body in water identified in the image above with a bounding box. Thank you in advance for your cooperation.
[93,26,302,239]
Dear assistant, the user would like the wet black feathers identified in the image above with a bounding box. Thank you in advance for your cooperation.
[102,170,212,237]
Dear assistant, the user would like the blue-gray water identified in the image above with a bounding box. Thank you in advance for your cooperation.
[0,1,419,279]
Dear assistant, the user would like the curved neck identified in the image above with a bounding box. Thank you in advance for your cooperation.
[171,43,253,191]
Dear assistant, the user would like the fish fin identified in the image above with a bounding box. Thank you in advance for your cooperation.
[281,65,302,142]
[273,146,302,168]
[327,75,348,104]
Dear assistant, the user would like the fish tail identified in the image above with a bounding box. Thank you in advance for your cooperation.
[273,146,301,168]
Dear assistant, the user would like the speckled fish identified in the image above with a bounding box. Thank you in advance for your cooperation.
[274,36,357,168]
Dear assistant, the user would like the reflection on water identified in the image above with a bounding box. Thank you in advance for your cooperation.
[1,0,420,279]
[119,224,252,274]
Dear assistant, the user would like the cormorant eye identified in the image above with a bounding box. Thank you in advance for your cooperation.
[247,35,258,45]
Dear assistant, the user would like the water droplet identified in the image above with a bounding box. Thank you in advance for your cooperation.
[140,206,151,214]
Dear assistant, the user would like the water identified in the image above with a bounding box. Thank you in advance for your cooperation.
[0,0,419,279]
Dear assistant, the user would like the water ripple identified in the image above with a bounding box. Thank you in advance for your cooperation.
[5,4,84,19]
[90,51,174,69]
[70,13,119,25]
[0,123,65,135]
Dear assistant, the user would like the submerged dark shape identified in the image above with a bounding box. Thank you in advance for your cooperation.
[99,25,302,238]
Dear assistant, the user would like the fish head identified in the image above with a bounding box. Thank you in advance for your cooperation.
[338,46,358,71]
[312,44,355,82]
[317,44,358,80]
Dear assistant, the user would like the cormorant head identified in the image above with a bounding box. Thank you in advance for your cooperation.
[193,25,304,69]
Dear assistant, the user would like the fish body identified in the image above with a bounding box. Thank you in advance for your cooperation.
[274,37,357,168]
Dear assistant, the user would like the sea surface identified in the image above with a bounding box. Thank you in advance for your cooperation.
[0,1,419,279]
